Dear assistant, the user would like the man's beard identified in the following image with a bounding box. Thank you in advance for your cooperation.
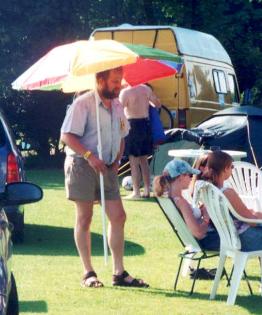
[101,83,120,99]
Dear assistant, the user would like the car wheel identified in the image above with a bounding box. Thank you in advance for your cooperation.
[6,273,19,315]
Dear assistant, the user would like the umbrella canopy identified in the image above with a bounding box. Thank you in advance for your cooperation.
[12,39,183,93]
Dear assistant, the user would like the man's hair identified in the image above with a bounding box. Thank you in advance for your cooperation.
[96,67,123,82]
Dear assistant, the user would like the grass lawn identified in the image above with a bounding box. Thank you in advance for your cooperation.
[12,169,262,315]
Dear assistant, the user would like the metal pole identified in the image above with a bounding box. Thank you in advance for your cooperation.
[96,102,108,265]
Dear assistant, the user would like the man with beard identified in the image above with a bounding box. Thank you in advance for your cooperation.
[60,67,149,288]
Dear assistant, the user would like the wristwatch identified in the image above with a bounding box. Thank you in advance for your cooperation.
[83,150,92,160]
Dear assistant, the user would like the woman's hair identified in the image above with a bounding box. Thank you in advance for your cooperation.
[193,154,209,180]
[189,154,208,196]
[206,151,233,186]
[153,172,173,197]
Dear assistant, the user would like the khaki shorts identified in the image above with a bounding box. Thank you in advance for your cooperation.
[64,156,120,201]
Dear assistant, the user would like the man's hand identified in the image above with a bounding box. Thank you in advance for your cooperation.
[87,155,107,174]
[111,160,120,173]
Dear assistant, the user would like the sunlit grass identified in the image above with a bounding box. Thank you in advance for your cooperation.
[12,169,262,315]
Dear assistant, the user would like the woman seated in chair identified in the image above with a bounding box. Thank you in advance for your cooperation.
[205,150,262,251]
[153,158,220,250]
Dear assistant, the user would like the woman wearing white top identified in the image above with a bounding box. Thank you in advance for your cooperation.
[205,150,262,251]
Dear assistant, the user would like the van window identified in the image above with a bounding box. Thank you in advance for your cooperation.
[213,70,227,94]
[188,74,196,98]
[228,74,239,103]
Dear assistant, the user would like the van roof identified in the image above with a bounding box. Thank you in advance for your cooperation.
[90,24,232,65]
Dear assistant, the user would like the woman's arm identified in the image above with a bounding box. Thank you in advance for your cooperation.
[175,198,209,239]
[199,204,210,223]
[224,188,262,219]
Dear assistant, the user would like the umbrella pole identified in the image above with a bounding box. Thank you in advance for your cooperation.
[99,173,108,265]
[96,102,108,265]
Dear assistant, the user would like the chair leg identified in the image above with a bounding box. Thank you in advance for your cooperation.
[225,266,252,293]
[223,267,230,287]
[210,253,227,300]
[243,270,253,295]
[189,259,201,295]
[227,254,247,306]
[174,256,184,290]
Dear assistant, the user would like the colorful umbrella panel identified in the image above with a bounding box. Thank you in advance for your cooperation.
[12,39,183,93]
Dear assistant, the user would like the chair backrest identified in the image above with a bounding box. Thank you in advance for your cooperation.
[156,197,201,252]
[194,181,241,251]
[228,161,262,212]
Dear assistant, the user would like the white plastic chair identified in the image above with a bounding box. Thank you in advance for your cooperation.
[228,161,262,212]
[156,196,219,295]
[195,181,262,305]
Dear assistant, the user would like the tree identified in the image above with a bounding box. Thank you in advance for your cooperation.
[0,0,261,168]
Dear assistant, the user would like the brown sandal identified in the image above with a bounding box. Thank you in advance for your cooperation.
[112,270,149,288]
[81,271,104,288]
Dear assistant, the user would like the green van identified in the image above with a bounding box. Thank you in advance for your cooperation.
[90,24,240,128]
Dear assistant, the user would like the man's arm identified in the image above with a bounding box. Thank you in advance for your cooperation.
[61,132,107,174]
[111,138,125,173]
[60,133,86,156]
[149,93,161,108]
[148,87,161,109]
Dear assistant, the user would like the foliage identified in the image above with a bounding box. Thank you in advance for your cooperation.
[0,0,261,162]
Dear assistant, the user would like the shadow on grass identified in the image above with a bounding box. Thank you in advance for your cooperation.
[107,286,262,313]
[121,196,156,203]
[26,169,65,191]
[19,300,48,313]
[13,224,145,257]
[181,291,262,313]
[188,292,262,313]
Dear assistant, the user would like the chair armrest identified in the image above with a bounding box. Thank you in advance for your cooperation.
[229,207,262,224]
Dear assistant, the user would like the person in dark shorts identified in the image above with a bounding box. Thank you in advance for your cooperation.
[125,118,152,157]
[120,84,161,199]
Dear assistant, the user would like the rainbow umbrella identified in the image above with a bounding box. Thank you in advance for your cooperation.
[12,39,183,265]
[12,39,183,92]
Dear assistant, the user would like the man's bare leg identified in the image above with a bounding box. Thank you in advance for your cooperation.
[105,199,126,274]
[106,199,149,287]
[74,200,102,287]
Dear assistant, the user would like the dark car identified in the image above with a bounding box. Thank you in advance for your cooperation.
[0,109,26,242]
[0,182,43,315]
